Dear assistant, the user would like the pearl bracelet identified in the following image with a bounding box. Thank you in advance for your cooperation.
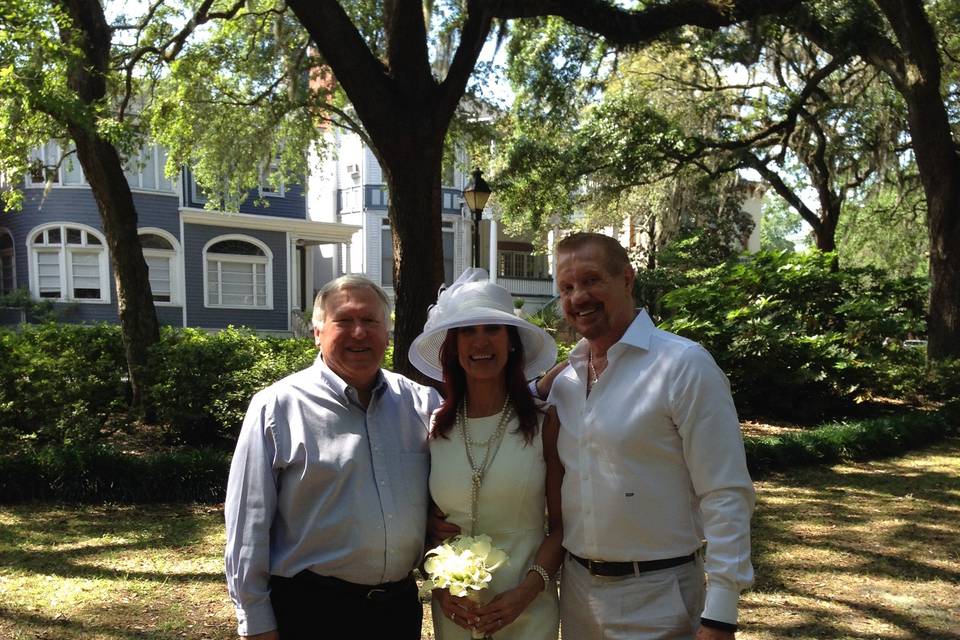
[528,564,551,590]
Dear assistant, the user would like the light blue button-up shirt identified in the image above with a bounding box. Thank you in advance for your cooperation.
[224,354,440,636]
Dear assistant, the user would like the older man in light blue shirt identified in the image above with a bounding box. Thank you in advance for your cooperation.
[224,275,440,640]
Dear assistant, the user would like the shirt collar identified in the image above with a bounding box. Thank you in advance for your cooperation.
[569,308,655,363]
[618,308,655,351]
[314,353,386,405]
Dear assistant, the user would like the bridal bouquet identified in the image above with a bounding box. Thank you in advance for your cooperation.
[422,534,508,639]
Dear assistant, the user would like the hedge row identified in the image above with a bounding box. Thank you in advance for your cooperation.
[1,406,955,503]
[0,446,229,503]
[745,405,958,479]
[0,324,317,448]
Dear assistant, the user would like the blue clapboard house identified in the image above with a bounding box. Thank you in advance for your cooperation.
[0,141,358,333]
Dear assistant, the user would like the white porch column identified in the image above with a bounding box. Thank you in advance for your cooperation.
[548,214,561,295]
[488,213,499,283]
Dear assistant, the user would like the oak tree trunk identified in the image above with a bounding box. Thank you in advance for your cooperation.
[59,0,160,408]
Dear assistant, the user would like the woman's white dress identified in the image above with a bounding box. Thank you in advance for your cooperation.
[429,413,560,640]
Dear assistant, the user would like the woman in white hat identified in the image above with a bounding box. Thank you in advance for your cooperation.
[409,268,563,640]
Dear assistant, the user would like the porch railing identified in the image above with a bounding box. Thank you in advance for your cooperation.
[496,277,554,298]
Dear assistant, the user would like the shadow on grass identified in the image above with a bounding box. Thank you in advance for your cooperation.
[0,604,233,640]
[0,504,225,584]
[747,438,960,639]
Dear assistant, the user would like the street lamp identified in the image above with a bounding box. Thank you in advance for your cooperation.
[463,168,491,268]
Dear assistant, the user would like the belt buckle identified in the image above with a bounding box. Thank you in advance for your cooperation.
[588,559,604,575]
[365,587,388,601]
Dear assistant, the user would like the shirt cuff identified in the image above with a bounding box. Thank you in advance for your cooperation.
[235,599,277,637]
[528,376,544,400]
[702,585,739,627]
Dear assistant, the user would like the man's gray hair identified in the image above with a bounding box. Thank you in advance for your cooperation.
[312,275,392,330]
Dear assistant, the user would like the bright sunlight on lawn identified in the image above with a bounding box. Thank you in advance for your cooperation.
[1,439,958,639]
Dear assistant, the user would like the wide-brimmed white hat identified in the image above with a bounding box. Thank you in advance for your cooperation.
[409,268,557,382]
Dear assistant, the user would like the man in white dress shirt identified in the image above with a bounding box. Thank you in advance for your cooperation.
[224,275,440,640]
[547,233,755,640]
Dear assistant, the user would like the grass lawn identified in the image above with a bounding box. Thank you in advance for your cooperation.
[1,438,957,639]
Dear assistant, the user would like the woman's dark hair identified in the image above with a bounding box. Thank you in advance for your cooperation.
[431,325,541,444]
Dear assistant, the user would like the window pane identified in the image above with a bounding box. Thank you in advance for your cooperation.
[62,148,84,185]
[221,262,255,305]
[255,264,266,306]
[140,233,174,250]
[0,233,11,250]
[86,234,101,246]
[123,151,140,188]
[43,142,61,184]
[443,229,454,286]
[0,254,12,295]
[47,228,61,244]
[140,147,157,190]
[209,240,264,256]
[70,252,101,298]
[206,257,267,307]
[146,255,171,302]
[66,228,82,245]
[37,252,61,297]
[207,261,220,304]
[157,146,174,192]
[380,224,393,287]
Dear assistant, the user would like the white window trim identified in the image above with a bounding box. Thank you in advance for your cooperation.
[26,142,63,187]
[138,227,182,306]
[259,159,286,198]
[26,142,175,193]
[202,234,274,310]
[0,228,15,295]
[124,144,176,193]
[26,222,111,303]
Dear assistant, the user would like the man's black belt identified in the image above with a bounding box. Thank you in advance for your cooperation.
[276,570,415,602]
[569,552,695,577]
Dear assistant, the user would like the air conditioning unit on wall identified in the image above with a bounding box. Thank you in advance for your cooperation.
[346,163,360,177]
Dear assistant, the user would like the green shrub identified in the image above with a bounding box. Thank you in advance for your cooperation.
[744,410,954,478]
[657,251,928,420]
[146,327,315,445]
[0,445,229,503]
[0,323,127,447]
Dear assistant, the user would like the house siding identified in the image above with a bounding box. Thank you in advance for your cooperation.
[2,187,185,326]
[182,169,307,220]
[182,223,288,331]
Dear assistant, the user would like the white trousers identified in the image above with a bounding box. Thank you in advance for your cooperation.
[559,554,705,640]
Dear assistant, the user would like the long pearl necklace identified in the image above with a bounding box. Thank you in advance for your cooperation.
[458,393,512,535]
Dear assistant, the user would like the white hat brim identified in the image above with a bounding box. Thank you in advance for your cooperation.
[409,309,558,382]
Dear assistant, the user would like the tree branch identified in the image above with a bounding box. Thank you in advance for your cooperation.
[485,0,803,47]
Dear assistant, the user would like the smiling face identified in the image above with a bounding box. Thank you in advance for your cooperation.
[455,324,511,386]
[556,241,636,350]
[314,286,389,391]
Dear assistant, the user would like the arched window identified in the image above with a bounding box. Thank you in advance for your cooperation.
[28,223,109,302]
[138,228,180,304]
[203,235,272,309]
[0,230,14,295]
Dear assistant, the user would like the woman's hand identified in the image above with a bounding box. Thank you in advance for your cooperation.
[470,579,540,636]
[434,588,480,630]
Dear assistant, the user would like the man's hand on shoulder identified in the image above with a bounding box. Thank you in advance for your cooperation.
[427,503,461,546]
[242,631,279,640]
[696,626,735,640]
